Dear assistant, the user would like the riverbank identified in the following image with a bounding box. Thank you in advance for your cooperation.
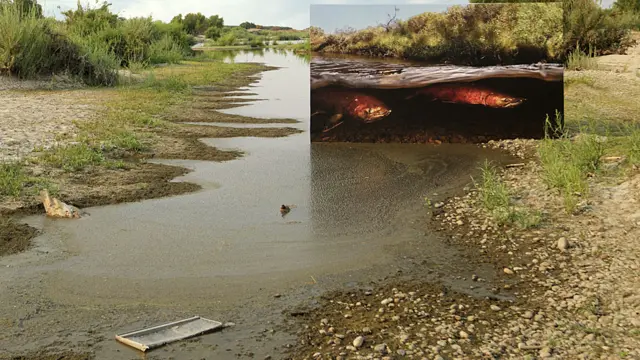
[288,57,640,358]
[0,56,301,257]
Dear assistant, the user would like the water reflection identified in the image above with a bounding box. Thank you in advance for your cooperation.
[202,48,310,65]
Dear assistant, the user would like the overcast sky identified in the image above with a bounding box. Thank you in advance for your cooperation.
[40,0,615,30]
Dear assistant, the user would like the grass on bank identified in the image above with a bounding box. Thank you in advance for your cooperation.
[566,44,600,70]
[474,160,543,229]
[0,162,57,198]
[538,113,605,213]
[310,0,638,65]
[30,57,264,173]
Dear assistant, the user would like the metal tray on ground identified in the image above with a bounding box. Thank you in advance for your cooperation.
[115,316,224,352]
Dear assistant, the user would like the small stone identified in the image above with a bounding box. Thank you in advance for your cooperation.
[362,327,372,334]
[397,349,406,356]
[522,311,534,319]
[459,331,469,339]
[539,347,552,358]
[490,305,501,311]
[312,352,321,359]
[381,298,393,305]
[558,237,569,251]
[373,343,388,354]
[399,334,410,343]
[274,294,281,298]
[434,356,444,360]
[353,336,365,348]
[471,274,478,281]
[504,268,514,275]
[320,318,329,326]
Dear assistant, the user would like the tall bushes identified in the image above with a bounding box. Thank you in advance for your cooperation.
[0,0,196,85]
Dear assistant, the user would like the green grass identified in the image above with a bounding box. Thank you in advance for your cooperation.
[38,143,105,172]
[0,162,57,197]
[564,73,596,88]
[0,162,25,197]
[539,113,606,213]
[474,160,542,229]
[566,43,599,70]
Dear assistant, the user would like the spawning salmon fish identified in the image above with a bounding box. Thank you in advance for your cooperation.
[407,84,525,108]
[311,88,392,124]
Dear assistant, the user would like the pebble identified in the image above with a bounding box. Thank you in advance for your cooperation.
[539,347,552,358]
[504,268,514,275]
[381,298,393,305]
[523,311,535,319]
[558,237,569,251]
[353,336,365,348]
[490,305,501,311]
[373,343,388,354]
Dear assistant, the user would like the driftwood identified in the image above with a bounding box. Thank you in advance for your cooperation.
[39,189,82,219]
[311,58,564,90]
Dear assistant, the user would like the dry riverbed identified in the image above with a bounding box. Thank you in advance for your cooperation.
[0,61,302,257]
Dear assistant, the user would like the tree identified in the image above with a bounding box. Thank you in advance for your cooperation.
[379,5,400,32]
[613,0,640,12]
[61,1,119,36]
[239,21,256,29]
[0,0,44,18]
[208,14,223,28]
[171,14,183,24]
[183,12,207,35]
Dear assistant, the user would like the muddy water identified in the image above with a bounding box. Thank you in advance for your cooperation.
[1,49,517,359]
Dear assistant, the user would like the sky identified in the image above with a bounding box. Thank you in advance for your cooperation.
[40,0,615,30]
[311,4,463,33]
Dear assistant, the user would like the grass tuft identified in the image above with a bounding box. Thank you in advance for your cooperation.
[539,112,605,213]
[566,43,599,70]
[39,143,105,172]
[0,162,25,197]
[475,160,542,229]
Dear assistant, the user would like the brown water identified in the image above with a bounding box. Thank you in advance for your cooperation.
[0,49,518,360]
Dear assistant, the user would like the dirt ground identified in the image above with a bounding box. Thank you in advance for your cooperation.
[0,218,39,257]
[597,31,640,74]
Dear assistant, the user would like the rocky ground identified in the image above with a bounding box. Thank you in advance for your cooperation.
[288,138,640,360]
[0,89,97,162]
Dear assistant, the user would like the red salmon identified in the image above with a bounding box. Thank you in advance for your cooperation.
[408,84,525,108]
[311,88,392,127]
